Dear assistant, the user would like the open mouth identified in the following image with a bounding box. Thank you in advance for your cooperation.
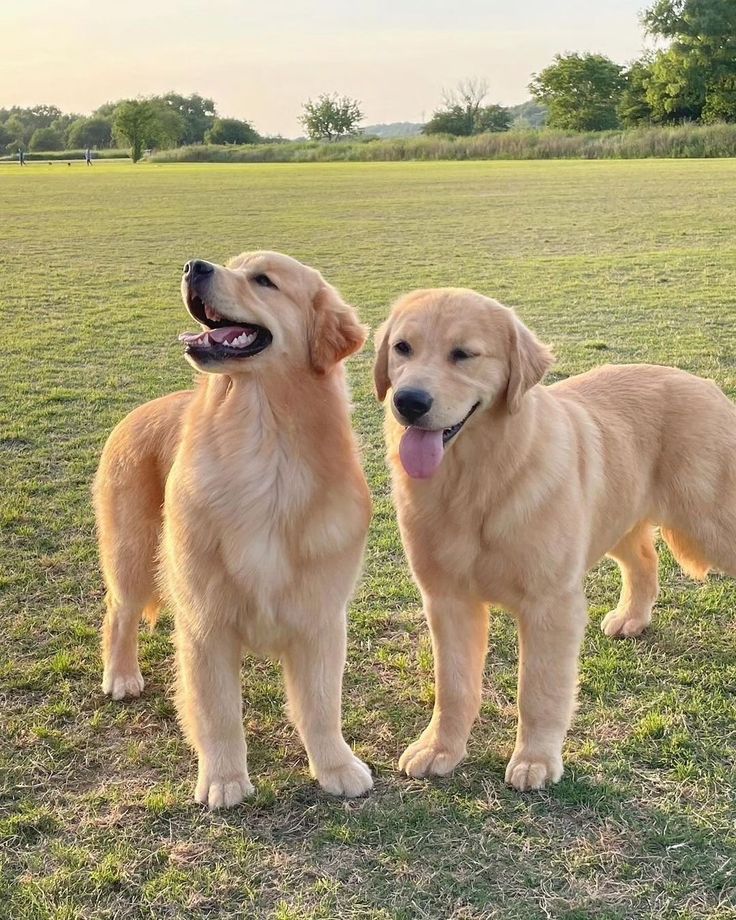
[179,292,272,360]
[441,401,480,445]
[399,402,480,480]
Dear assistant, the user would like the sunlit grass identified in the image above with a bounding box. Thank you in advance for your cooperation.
[1,159,735,919]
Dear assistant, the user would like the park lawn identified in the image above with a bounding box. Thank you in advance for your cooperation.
[0,159,735,919]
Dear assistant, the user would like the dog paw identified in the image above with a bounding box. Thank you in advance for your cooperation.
[601,607,650,638]
[398,735,466,778]
[102,666,144,700]
[317,755,373,798]
[505,749,563,791]
[195,773,255,810]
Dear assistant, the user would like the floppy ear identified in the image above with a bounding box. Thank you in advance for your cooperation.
[506,314,554,414]
[309,283,368,374]
[372,318,392,402]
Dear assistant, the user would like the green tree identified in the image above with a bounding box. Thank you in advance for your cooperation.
[643,0,736,52]
[148,101,186,148]
[205,117,260,144]
[423,104,511,135]
[425,78,487,135]
[93,101,120,119]
[702,74,736,122]
[51,112,79,145]
[530,53,625,130]
[423,79,511,135]
[23,105,64,133]
[3,114,28,149]
[300,94,363,140]
[0,122,11,148]
[474,104,512,133]
[113,100,157,162]
[618,58,655,126]
[67,116,113,149]
[643,0,736,122]
[423,106,475,136]
[0,106,83,150]
[29,126,65,151]
[161,93,217,144]
[645,48,707,122]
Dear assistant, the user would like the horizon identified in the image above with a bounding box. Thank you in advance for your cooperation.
[2,0,652,138]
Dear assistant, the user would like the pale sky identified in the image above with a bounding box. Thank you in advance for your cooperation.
[2,0,651,136]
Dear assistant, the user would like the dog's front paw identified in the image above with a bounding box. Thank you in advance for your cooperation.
[505,748,563,791]
[316,755,373,798]
[601,606,650,638]
[398,733,466,779]
[195,772,255,810]
[102,664,144,700]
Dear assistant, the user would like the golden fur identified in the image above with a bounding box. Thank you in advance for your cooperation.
[95,251,373,808]
[374,288,736,790]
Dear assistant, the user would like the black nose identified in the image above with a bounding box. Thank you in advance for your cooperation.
[183,259,214,280]
[394,387,433,424]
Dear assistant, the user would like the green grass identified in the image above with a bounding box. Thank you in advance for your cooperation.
[1,159,735,920]
[152,123,736,163]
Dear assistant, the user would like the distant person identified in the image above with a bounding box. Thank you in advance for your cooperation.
[85,147,93,166]
[18,148,25,166]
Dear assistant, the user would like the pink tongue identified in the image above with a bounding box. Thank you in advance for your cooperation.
[399,428,445,479]
[178,326,251,346]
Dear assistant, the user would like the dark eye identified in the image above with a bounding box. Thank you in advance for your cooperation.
[451,348,473,362]
[394,340,412,356]
[253,273,277,289]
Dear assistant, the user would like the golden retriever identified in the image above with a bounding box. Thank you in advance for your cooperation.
[95,251,373,808]
[374,287,736,791]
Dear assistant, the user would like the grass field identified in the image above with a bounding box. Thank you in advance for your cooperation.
[1,159,735,920]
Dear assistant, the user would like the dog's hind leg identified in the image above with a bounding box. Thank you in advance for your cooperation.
[96,457,163,700]
[601,521,659,638]
[101,595,157,699]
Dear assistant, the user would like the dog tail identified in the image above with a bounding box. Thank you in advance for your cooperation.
[661,527,711,581]
[142,600,161,631]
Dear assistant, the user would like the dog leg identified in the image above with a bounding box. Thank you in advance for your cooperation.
[505,589,587,791]
[399,595,489,779]
[602,522,659,638]
[101,595,147,700]
[281,616,373,798]
[174,619,253,809]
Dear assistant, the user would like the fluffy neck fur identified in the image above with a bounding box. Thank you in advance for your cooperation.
[186,364,361,502]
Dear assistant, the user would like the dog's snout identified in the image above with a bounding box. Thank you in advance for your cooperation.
[394,388,434,424]
[183,259,215,281]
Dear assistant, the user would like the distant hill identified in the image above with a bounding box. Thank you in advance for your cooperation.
[361,122,423,138]
[362,102,547,138]
[508,100,548,128]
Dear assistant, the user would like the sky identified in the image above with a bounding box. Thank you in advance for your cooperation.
[2,0,653,137]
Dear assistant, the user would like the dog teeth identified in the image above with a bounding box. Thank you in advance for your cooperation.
[224,331,258,348]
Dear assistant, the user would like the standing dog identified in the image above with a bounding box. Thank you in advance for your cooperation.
[374,287,736,790]
[95,251,373,808]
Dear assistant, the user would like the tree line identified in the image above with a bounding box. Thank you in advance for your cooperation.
[424,0,735,136]
[0,94,262,159]
[293,0,735,140]
[2,0,731,159]
[530,0,735,131]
